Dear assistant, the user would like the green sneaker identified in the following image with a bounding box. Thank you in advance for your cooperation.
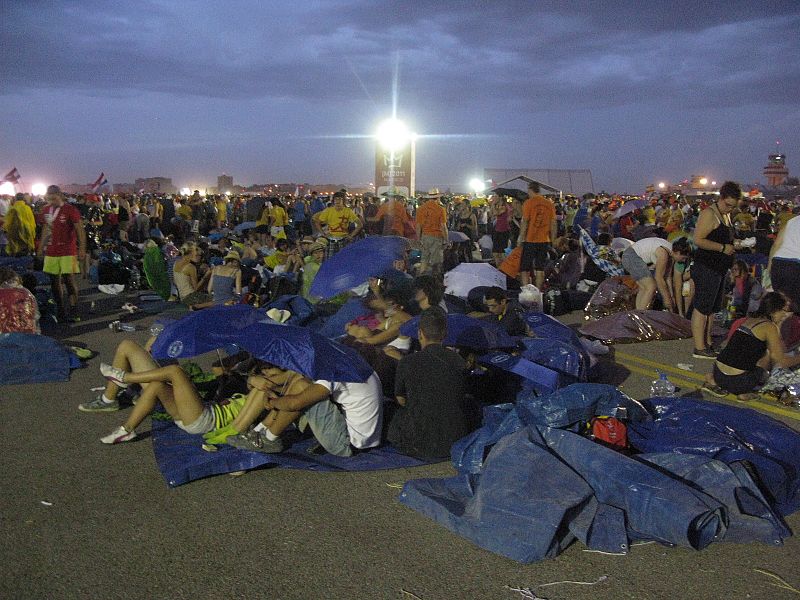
[79,395,120,413]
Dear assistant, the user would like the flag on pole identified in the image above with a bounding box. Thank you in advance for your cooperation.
[3,167,21,184]
[90,172,108,192]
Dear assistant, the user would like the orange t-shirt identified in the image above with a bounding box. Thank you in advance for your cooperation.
[522,195,556,243]
[498,246,522,278]
[416,200,447,237]
[375,201,411,236]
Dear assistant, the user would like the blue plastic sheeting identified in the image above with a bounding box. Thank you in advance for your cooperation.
[151,418,432,487]
[309,236,409,298]
[523,311,582,348]
[314,297,372,339]
[0,256,34,273]
[517,337,588,381]
[150,304,266,360]
[399,313,518,351]
[265,295,315,326]
[477,352,561,395]
[452,384,650,475]
[629,397,800,517]
[0,333,72,385]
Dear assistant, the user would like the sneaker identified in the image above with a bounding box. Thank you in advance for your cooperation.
[100,363,128,388]
[692,348,718,360]
[79,395,120,412]
[226,430,284,453]
[100,425,137,444]
[701,383,728,398]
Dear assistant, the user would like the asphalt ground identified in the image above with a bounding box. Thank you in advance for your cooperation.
[2,287,800,600]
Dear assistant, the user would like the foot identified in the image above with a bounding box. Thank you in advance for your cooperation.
[79,395,120,413]
[692,348,718,360]
[226,430,285,453]
[100,425,137,444]
[701,382,728,398]
[100,363,128,388]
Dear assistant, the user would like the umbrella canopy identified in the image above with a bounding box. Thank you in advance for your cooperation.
[150,304,267,360]
[234,221,258,233]
[399,313,518,351]
[448,231,470,243]
[613,199,645,220]
[234,322,374,382]
[444,262,507,298]
[491,187,528,202]
[309,235,409,299]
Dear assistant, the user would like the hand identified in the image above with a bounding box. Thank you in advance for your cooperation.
[722,243,735,256]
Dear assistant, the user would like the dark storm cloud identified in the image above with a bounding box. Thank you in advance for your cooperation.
[2,0,798,111]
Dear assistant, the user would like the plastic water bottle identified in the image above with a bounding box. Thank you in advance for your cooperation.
[650,371,676,397]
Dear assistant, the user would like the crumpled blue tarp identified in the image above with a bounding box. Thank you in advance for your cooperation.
[523,311,583,348]
[400,389,798,563]
[265,294,315,327]
[151,418,432,486]
[517,337,588,381]
[629,397,800,517]
[0,333,72,385]
[452,383,649,474]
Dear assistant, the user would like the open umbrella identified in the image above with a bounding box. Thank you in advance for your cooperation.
[399,313,518,351]
[448,231,470,243]
[613,199,645,220]
[491,187,528,202]
[444,262,507,298]
[234,322,373,382]
[309,235,409,299]
[150,305,267,360]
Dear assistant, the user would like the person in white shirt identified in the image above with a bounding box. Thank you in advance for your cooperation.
[620,237,692,311]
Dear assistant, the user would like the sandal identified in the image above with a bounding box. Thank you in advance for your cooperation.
[701,383,728,398]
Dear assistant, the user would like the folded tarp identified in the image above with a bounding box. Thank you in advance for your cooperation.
[151,417,432,487]
[629,397,800,517]
[579,309,692,344]
[0,333,72,385]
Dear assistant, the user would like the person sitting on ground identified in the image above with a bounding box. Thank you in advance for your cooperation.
[728,259,763,319]
[386,307,478,461]
[264,238,303,274]
[383,274,446,360]
[345,288,413,346]
[94,355,269,444]
[173,242,212,307]
[478,286,528,336]
[215,365,383,457]
[299,240,326,304]
[620,236,692,311]
[702,292,800,402]
[207,250,242,305]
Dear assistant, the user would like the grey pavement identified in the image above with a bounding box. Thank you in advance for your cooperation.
[2,289,799,600]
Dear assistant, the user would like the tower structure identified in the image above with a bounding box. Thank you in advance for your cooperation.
[763,152,788,187]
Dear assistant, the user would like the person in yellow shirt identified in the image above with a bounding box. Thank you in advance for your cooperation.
[215,196,228,228]
[312,190,363,255]
[269,199,289,240]
[4,194,36,255]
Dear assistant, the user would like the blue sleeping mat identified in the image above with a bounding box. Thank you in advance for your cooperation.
[151,418,432,487]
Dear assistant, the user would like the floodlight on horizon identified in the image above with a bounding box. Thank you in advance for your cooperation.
[180,187,191,196]
[0,181,15,195]
[658,182,666,189]
[699,177,708,186]
[31,182,47,196]
[469,178,486,194]
[376,118,415,152]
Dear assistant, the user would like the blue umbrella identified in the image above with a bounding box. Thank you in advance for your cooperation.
[309,235,410,298]
[399,313,518,351]
[234,221,258,233]
[233,322,374,382]
[150,304,267,360]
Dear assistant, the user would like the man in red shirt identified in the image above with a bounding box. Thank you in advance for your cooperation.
[38,185,86,322]
[518,181,556,288]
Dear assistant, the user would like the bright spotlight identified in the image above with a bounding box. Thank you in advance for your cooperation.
[711,181,717,186]
[31,183,48,196]
[657,182,666,189]
[0,181,15,195]
[376,118,412,152]
[699,177,708,186]
[469,178,486,194]
[180,187,191,196]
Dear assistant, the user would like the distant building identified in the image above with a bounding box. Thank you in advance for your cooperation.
[112,183,136,194]
[135,177,176,194]
[484,168,594,196]
[217,174,234,194]
[764,153,789,187]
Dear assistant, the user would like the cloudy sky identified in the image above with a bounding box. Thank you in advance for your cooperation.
[1,0,799,193]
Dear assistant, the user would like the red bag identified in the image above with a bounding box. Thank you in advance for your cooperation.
[590,416,628,450]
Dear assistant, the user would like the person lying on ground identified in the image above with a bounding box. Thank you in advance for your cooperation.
[386,307,479,461]
[702,292,800,402]
[211,366,383,457]
[94,357,273,444]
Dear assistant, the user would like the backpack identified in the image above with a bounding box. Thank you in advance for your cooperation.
[589,416,627,450]
[544,288,568,316]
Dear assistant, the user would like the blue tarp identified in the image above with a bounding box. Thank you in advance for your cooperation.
[400,390,799,563]
[517,337,588,381]
[0,333,72,385]
[400,313,518,351]
[151,418,432,487]
[265,294,315,327]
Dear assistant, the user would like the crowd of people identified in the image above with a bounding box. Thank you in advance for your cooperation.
[2,177,800,454]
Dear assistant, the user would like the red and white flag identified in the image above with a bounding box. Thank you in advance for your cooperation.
[3,167,21,184]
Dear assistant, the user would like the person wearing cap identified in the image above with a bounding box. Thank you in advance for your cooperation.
[415,188,448,275]
[372,187,413,237]
[38,185,86,322]
[206,249,242,306]
[300,240,327,303]
[312,190,363,256]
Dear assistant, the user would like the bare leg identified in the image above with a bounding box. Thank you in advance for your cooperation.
[262,408,301,436]
[50,274,65,317]
[692,310,709,352]
[636,277,656,310]
[122,381,171,432]
[534,270,545,290]
[229,388,268,432]
[121,364,205,426]
[104,339,157,401]
[63,273,78,311]
[520,271,531,286]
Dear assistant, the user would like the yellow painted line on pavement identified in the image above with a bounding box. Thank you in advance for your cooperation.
[616,356,800,422]
[614,350,705,381]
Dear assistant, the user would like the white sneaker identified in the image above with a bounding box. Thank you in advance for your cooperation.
[100,425,137,444]
[100,363,128,388]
